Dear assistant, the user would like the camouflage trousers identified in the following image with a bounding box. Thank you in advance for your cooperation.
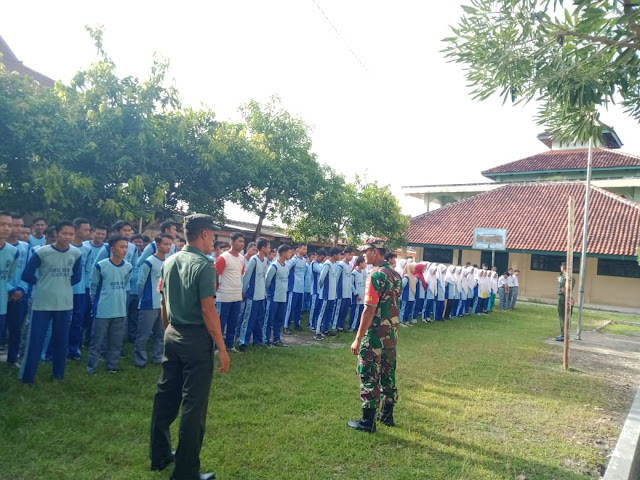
[357,322,398,410]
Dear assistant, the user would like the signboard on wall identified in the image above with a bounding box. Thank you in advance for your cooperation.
[473,228,507,250]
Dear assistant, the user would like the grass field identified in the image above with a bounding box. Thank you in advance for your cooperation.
[1,304,638,480]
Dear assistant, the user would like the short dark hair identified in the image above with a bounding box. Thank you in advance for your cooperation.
[160,220,176,233]
[213,241,224,250]
[0,211,12,218]
[131,234,144,242]
[92,225,108,232]
[277,244,291,255]
[230,232,245,242]
[356,256,365,266]
[514,269,520,273]
[465,262,471,266]
[177,236,186,243]
[384,253,397,261]
[256,237,270,250]
[111,220,132,233]
[246,242,256,250]
[316,249,327,257]
[10,212,23,220]
[57,220,74,231]
[343,247,354,254]
[482,263,488,268]
[329,247,341,256]
[73,217,90,230]
[108,235,128,248]
[219,242,230,250]
[33,217,47,224]
[155,234,174,244]
[503,271,510,276]
[45,226,57,236]
[142,235,151,243]
[472,264,478,268]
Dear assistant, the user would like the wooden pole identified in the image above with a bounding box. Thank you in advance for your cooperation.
[564,196,575,370]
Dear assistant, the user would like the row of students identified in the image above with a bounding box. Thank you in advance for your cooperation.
[395,260,521,325]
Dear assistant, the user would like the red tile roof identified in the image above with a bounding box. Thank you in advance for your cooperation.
[408,183,640,257]
[0,35,55,87]
[482,149,640,177]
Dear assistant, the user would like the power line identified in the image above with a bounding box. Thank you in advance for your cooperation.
[310,0,368,71]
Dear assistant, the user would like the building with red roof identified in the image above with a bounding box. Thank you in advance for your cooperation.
[0,35,55,87]
[404,132,640,312]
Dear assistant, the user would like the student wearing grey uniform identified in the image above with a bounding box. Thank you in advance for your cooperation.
[87,236,133,374]
[135,235,172,368]
[68,218,92,360]
[82,224,108,346]
[0,212,19,360]
[264,245,293,346]
[20,221,82,385]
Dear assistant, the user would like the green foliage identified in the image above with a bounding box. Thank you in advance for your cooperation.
[443,0,640,141]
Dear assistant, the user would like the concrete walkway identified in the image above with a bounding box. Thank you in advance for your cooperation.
[545,330,640,362]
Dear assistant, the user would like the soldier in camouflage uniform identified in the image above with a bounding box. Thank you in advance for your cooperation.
[348,240,402,433]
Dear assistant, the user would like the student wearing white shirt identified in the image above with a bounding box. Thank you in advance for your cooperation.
[498,272,510,311]
[215,232,246,352]
[509,269,520,309]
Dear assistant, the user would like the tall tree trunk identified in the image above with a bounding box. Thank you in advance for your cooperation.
[254,199,269,240]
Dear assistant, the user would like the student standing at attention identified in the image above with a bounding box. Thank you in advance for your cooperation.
[135,234,173,368]
[264,244,293,346]
[68,218,92,360]
[20,220,82,385]
[349,256,368,332]
[333,247,355,332]
[239,237,270,352]
[87,236,133,374]
[283,243,307,334]
[0,212,19,364]
[28,217,47,249]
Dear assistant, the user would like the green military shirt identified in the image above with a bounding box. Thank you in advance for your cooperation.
[557,271,575,295]
[364,260,402,328]
[160,245,216,326]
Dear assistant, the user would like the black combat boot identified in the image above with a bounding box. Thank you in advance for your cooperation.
[377,404,395,427]
[347,408,376,433]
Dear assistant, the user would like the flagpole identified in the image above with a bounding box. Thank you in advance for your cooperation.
[576,137,593,341]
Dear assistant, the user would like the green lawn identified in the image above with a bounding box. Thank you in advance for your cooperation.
[1,304,638,480]
[599,321,640,337]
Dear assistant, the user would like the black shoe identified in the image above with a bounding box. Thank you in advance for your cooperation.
[376,404,395,427]
[283,328,292,335]
[294,325,303,331]
[347,408,376,433]
[324,331,336,337]
[337,328,345,333]
[170,474,215,480]
[150,452,175,471]
[555,336,564,342]
[238,344,248,352]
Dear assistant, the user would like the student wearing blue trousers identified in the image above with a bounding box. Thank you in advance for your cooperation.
[308,250,326,331]
[349,257,367,331]
[68,218,91,360]
[413,263,427,321]
[239,238,270,352]
[315,247,339,340]
[400,262,416,327]
[422,263,437,322]
[264,245,292,346]
[283,244,307,333]
[20,221,82,384]
[435,264,447,321]
[332,247,354,331]
[0,212,19,363]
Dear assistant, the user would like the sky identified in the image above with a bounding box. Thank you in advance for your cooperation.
[2,0,639,221]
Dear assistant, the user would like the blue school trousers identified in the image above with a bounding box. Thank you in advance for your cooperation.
[20,310,72,384]
[284,292,303,329]
[349,304,364,331]
[332,298,351,330]
[217,301,242,348]
[239,299,265,346]
[308,294,320,330]
[400,300,414,323]
[264,300,286,343]
[316,299,335,334]
[5,297,28,364]
[423,298,435,320]
[68,291,88,359]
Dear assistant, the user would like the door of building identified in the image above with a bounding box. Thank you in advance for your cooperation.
[481,250,509,274]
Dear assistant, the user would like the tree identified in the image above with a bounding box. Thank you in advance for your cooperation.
[443,0,640,140]
[236,96,325,238]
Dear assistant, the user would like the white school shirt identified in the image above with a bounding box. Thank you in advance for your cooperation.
[498,276,508,289]
[512,275,519,287]
[215,251,245,302]
[506,275,516,288]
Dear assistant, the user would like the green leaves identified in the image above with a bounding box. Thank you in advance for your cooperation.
[443,0,640,138]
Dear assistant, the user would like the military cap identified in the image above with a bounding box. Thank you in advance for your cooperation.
[359,238,386,251]
[183,214,220,232]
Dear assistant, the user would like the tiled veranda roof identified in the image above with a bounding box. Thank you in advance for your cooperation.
[408,183,640,257]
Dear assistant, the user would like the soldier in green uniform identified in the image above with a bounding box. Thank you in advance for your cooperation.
[556,262,575,342]
[348,240,402,433]
[149,214,230,480]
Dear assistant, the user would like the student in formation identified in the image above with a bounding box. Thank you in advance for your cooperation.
[308,249,327,331]
[138,221,178,265]
[467,266,478,315]
[349,256,367,332]
[135,234,173,368]
[413,263,427,322]
[20,220,82,385]
[333,247,355,332]
[5,214,31,367]
[142,236,151,250]
[267,248,277,263]
[176,236,186,251]
[303,252,315,312]
[315,247,340,340]
[422,263,437,322]
[400,262,416,327]
[264,244,293,346]
[434,264,447,321]
[0,212,20,365]
[82,225,108,346]
[239,237,270,352]
[510,269,520,309]
[487,271,498,311]
[505,268,516,310]
[67,218,92,360]
[87,235,133,374]
[477,270,490,315]
[20,225,31,243]
[457,266,468,317]
[127,234,144,343]
[214,232,245,353]
[28,217,47,249]
[283,243,308,334]
[443,265,457,319]
[498,272,510,310]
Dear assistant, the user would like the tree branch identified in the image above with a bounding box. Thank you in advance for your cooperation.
[622,1,640,40]
[556,29,640,50]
